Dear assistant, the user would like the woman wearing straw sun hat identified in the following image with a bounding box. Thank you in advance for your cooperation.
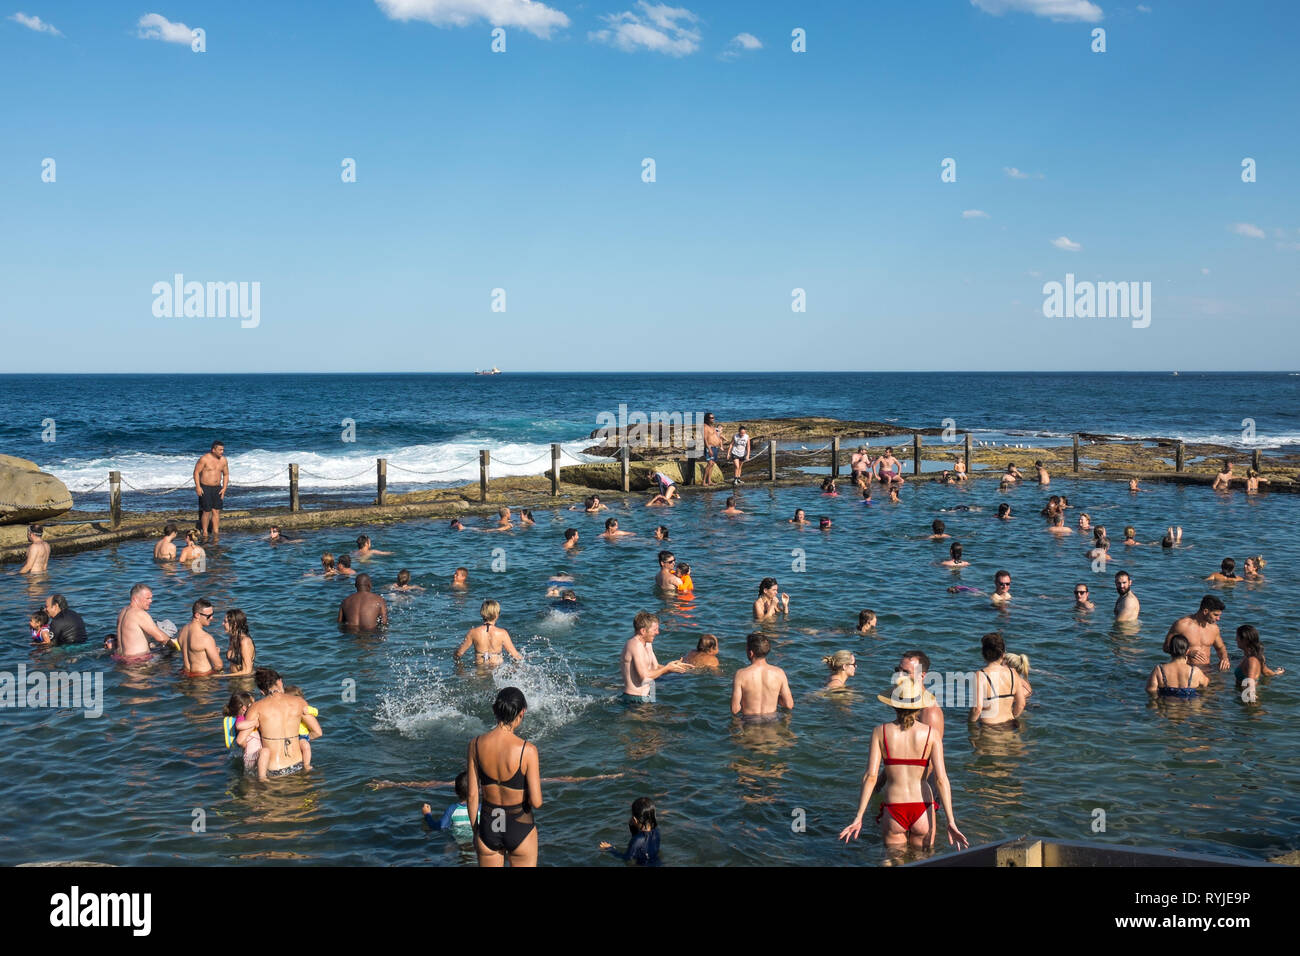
[839,676,968,852]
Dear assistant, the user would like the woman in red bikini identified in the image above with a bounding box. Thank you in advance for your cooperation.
[839,676,968,852]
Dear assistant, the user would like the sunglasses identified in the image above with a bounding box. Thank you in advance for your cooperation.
[1075,590,1088,595]
[997,580,1011,587]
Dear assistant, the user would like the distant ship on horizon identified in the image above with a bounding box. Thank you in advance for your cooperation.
[475,367,502,376]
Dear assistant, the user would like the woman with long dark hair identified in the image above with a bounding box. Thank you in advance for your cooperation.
[224,609,255,676]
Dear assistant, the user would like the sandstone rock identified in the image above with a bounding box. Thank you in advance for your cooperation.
[0,455,73,525]
[558,461,683,491]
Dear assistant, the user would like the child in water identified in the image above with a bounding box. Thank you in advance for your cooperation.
[284,685,319,772]
[422,772,474,846]
[599,797,661,865]
[29,609,52,645]
[675,563,694,593]
[223,691,262,774]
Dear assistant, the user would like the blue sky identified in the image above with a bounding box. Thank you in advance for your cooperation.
[1,0,1296,372]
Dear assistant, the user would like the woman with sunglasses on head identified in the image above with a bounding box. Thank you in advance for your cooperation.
[822,650,857,691]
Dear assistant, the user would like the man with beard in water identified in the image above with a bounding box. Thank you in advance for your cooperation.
[338,574,388,630]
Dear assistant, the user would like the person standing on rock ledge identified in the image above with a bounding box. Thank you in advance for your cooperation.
[19,524,49,573]
[193,440,229,543]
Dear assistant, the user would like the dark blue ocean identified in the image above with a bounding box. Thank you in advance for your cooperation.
[2,373,1298,501]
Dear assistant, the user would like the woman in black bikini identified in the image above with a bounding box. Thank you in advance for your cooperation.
[467,687,542,867]
[969,632,1029,725]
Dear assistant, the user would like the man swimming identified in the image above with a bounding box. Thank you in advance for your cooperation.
[481,509,514,532]
[338,574,388,630]
[354,534,394,557]
[1164,595,1230,671]
[602,518,634,539]
[178,598,223,677]
[1046,515,1072,536]
[1212,461,1234,491]
[451,567,470,589]
[18,524,50,573]
[153,522,179,560]
[730,633,794,717]
[193,439,229,543]
[114,583,176,659]
[1205,558,1240,583]
[620,611,691,699]
[990,570,1013,605]
[929,519,950,540]
[563,529,580,550]
[753,577,790,619]
[1113,571,1139,622]
[722,496,744,515]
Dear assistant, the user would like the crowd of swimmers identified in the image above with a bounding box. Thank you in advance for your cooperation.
[11,430,1288,866]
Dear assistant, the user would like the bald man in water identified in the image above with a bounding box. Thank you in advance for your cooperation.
[115,583,175,658]
[338,573,388,630]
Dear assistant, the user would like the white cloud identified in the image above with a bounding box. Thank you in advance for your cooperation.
[1003,166,1043,180]
[962,209,990,219]
[1051,236,1082,251]
[1230,222,1265,239]
[375,0,569,39]
[1137,4,1151,11]
[731,32,761,50]
[9,12,61,35]
[590,1,701,56]
[137,12,195,43]
[1200,267,1210,275]
[971,0,1104,23]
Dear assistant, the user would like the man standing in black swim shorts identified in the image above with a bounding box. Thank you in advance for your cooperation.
[700,412,724,485]
[193,440,229,543]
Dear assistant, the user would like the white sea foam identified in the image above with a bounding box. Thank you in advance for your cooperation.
[51,440,604,492]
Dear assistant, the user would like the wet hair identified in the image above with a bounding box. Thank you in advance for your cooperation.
[655,525,669,539]
[337,554,352,569]
[1161,532,1174,548]
[185,529,201,544]
[1035,460,1043,468]
[454,567,468,578]
[356,535,370,548]
[30,608,49,626]
[355,573,372,591]
[1004,652,1030,676]
[823,650,855,672]
[676,562,691,576]
[995,569,1011,584]
[1052,515,1065,527]
[564,528,578,541]
[130,582,151,599]
[322,552,335,570]
[284,685,305,699]
[1124,526,1135,539]
[861,487,872,500]
[454,771,469,801]
[893,708,918,730]
[1114,570,1131,582]
[521,509,533,521]
[1219,557,1236,574]
[858,609,877,628]
[47,593,69,612]
[192,598,213,618]
[726,496,737,508]
[450,518,463,529]
[658,550,675,566]
[498,508,509,519]
[1168,634,1191,659]
[820,477,835,492]
[397,569,411,586]
[997,503,1011,517]
[759,577,778,593]
[1199,595,1226,613]
[605,518,617,530]
[254,667,281,694]
[28,523,43,536]
[902,649,931,673]
[981,632,1006,663]
[1236,625,1264,665]
[629,797,658,835]
[633,610,658,633]
[746,632,770,658]
[932,519,945,534]
[480,599,501,622]
[949,542,963,560]
[492,686,527,724]
[225,609,251,669]
[223,690,256,717]
[560,589,578,601]
[163,522,178,536]
[696,634,718,652]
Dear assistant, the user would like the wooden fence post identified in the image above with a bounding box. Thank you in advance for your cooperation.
[109,471,121,529]
[289,464,300,512]
[479,450,490,503]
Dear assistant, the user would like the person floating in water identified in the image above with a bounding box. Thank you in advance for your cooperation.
[1073,582,1094,611]
[563,528,580,551]
[839,676,967,852]
[599,797,661,865]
